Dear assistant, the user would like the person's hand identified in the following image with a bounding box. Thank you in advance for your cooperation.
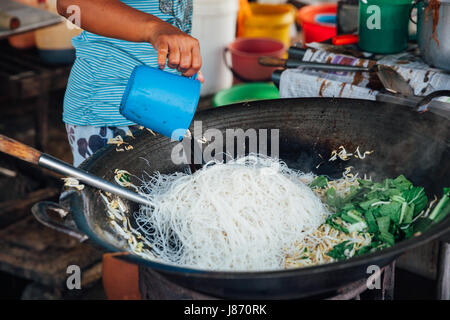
[147,20,202,78]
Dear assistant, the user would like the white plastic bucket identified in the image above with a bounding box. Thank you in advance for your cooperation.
[192,0,239,96]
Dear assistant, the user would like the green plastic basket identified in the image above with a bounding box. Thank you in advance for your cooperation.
[212,83,280,107]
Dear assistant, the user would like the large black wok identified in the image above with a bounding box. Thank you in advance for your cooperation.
[36,98,450,299]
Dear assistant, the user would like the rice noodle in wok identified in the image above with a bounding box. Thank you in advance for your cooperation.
[133,155,329,271]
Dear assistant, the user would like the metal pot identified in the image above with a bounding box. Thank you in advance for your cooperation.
[32,98,450,299]
[417,0,450,71]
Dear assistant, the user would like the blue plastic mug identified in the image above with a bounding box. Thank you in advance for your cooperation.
[120,66,201,141]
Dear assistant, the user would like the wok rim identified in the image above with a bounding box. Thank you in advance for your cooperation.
[72,97,450,279]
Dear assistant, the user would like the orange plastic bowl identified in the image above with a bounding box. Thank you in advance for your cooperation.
[297,3,337,45]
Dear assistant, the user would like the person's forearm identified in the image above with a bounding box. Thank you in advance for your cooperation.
[57,0,162,43]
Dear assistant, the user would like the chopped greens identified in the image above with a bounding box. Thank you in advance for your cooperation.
[326,187,344,210]
[325,216,349,234]
[411,188,450,235]
[322,175,450,260]
[327,241,354,260]
[429,188,450,223]
[376,216,390,233]
[310,175,328,189]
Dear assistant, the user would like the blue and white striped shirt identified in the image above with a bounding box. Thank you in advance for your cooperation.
[63,0,193,126]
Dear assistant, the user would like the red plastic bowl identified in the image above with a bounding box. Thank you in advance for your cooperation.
[297,3,337,45]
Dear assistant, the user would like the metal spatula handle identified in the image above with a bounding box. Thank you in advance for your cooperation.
[0,134,153,207]
[288,60,372,72]
[38,154,153,206]
[258,56,372,72]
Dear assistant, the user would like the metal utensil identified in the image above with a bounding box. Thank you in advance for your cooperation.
[258,56,372,73]
[259,56,410,94]
[375,65,450,119]
[0,134,153,207]
[376,65,415,96]
[263,55,450,119]
[376,91,450,120]
[0,1,62,39]
[416,0,450,71]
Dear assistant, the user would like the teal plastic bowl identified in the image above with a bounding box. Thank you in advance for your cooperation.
[213,83,280,107]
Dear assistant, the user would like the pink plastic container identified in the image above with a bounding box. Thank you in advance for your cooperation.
[225,37,285,83]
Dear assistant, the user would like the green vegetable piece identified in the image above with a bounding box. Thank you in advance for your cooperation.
[370,240,382,248]
[342,203,356,212]
[364,210,379,233]
[326,241,354,260]
[429,190,450,224]
[384,179,393,188]
[387,188,402,197]
[347,221,368,233]
[356,245,372,257]
[326,187,343,210]
[403,186,428,216]
[359,198,380,211]
[379,202,402,223]
[366,190,385,201]
[400,203,414,225]
[326,217,349,234]
[403,226,415,239]
[344,186,361,203]
[347,210,365,223]
[391,208,402,225]
[413,218,433,235]
[310,175,328,189]
[119,173,131,183]
[379,231,395,247]
[392,175,413,191]
[376,216,390,234]
[358,179,374,188]
[369,205,382,218]
[341,213,358,224]
[391,195,406,203]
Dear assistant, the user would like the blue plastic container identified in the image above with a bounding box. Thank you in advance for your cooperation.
[315,14,336,25]
[120,66,201,141]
